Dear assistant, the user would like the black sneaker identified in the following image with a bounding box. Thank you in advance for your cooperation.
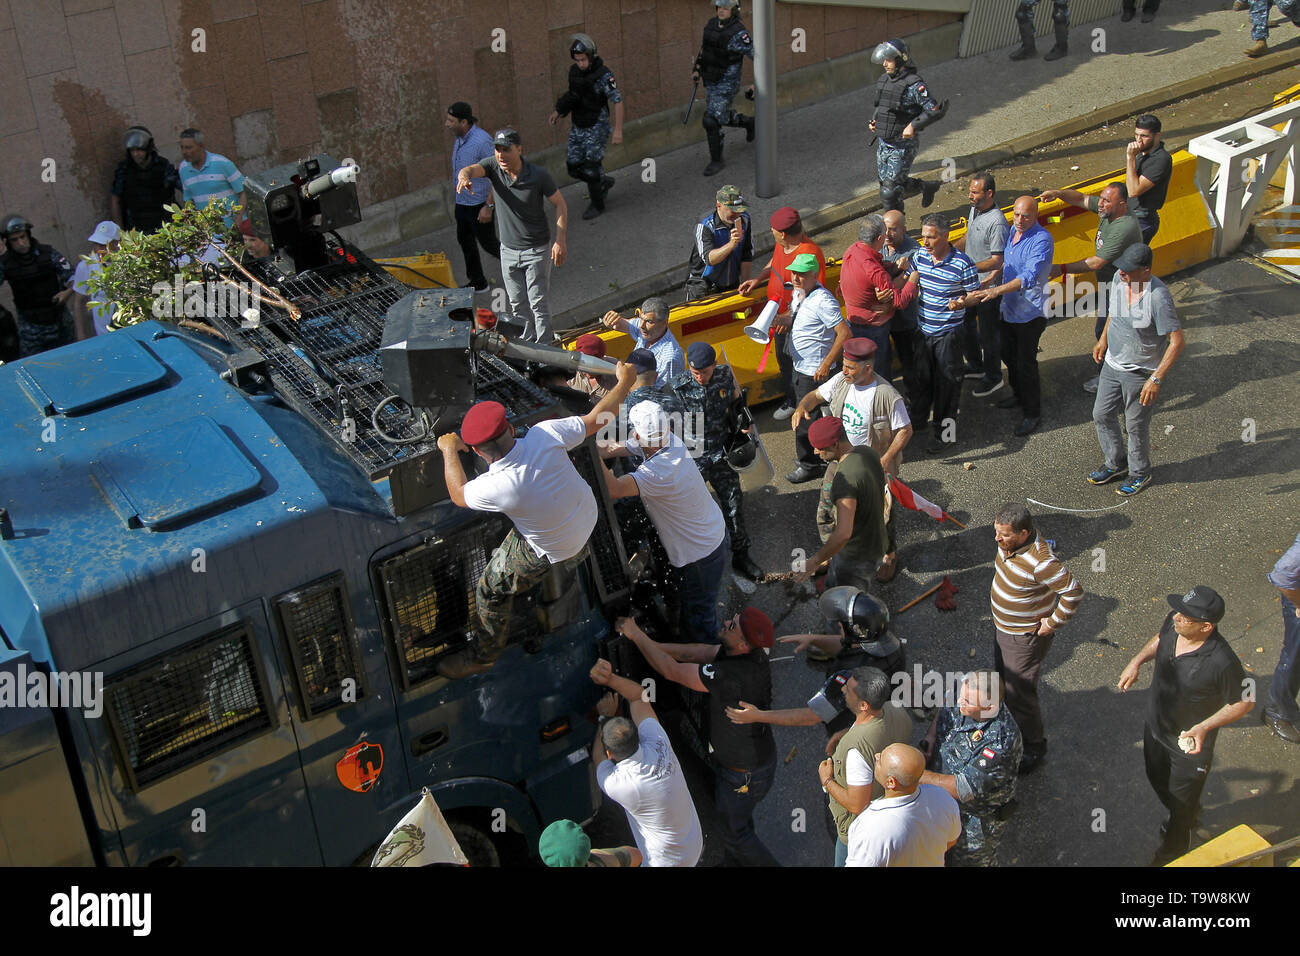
[785,464,824,484]
[973,378,1004,398]
[703,159,725,177]
[925,435,948,455]
[732,553,764,582]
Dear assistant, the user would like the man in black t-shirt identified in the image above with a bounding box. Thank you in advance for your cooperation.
[1125,114,1172,244]
[618,609,780,866]
[1118,586,1254,865]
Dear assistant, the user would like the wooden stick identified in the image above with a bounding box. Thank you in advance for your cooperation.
[897,580,945,614]
[944,514,967,530]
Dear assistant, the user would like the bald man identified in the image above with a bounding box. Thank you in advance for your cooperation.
[845,743,961,867]
[880,210,923,403]
[968,195,1053,438]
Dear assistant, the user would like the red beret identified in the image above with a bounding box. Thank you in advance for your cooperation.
[460,400,509,446]
[769,206,800,231]
[808,416,845,450]
[573,333,606,358]
[739,607,774,649]
[237,217,255,237]
[843,337,877,361]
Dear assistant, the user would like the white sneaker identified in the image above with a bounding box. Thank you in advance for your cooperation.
[1082,375,1099,393]
[772,403,796,420]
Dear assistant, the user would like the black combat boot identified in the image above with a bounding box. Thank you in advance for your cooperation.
[704,128,725,176]
[1044,21,1069,60]
[1009,19,1036,60]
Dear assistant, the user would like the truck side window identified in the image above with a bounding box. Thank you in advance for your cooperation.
[274,571,366,719]
[103,621,274,791]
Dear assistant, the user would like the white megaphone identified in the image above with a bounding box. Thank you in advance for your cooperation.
[744,300,780,345]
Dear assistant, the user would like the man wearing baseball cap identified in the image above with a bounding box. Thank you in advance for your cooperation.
[738,207,827,419]
[1086,242,1184,498]
[620,346,686,439]
[1118,585,1254,865]
[617,607,782,866]
[793,417,889,593]
[456,127,568,343]
[445,102,499,291]
[435,360,637,679]
[602,400,728,645]
[71,221,122,339]
[685,185,753,301]
[783,252,850,484]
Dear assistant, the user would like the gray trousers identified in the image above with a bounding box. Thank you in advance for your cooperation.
[500,243,555,343]
[1092,363,1155,477]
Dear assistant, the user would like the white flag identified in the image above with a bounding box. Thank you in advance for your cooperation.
[370,788,469,867]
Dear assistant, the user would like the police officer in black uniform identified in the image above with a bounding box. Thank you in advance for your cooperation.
[674,341,763,581]
[693,0,755,177]
[920,670,1022,866]
[869,39,946,214]
[0,216,77,357]
[550,34,623,221]
[110,126,182,233]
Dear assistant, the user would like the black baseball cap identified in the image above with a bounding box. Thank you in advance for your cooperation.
[687,341,716,369]
[448,102,475,122]
[493,127,521,148]
[1113,243,1153,273]
[1167,586,1225,624]
[627,348,657,375]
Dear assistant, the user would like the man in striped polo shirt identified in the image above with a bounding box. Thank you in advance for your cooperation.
[990,503,1083,774]
[178,128,245,226]
[900,214,979,455]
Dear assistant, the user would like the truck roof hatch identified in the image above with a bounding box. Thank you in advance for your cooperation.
[16,334,168,416]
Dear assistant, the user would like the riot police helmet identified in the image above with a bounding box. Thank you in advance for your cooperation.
[820,586,893,645]
[726,436,758,470]
[871,38,911,70]
[714,0,741,9]
[123,126,155,153]
[570,33,597,59]
[2,215,33,239]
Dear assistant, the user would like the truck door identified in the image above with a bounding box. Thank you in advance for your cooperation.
[85,600,321,866]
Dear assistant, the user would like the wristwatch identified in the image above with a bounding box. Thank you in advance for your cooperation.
[1149,375,1162,385]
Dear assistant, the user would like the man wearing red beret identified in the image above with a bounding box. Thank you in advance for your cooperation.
[738,207,827,420]
[570,332,616,402]
[435,360,637,678]
[616,608,781,866]
[794,417,889,594]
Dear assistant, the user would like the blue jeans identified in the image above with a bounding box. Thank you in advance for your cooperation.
[834,837,849,867]
[675,536,728,643]
[848,321,893,384]
[1267,595,1300,722]
[714,757,781,866]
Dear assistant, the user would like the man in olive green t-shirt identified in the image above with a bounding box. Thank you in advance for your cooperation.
[794,416,888,594]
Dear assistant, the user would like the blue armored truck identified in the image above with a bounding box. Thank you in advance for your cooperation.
[0,157,646,866]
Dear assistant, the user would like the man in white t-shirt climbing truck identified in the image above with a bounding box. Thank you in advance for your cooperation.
[588,656,703,867]
[436,360,636,679]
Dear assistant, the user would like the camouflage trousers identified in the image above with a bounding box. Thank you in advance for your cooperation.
[566,120,611,166]
[699,457,750,555]
[1252,0,1300,40]
[876,139,921,212]
[946,812,1007,867]
[1017,0,1070,21]
[475,528,589,661]
[17,309,75,357]
[704,80,746,128]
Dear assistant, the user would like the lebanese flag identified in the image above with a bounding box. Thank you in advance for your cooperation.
[888,476,948,522]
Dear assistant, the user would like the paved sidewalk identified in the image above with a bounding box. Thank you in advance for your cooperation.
[374,0,1299,330]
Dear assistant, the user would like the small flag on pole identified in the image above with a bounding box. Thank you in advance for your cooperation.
[371,787,469,867]
[888,476,964,528]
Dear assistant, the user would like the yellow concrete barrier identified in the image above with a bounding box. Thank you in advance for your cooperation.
[378,252,457,289]
[1165,824,1273,867]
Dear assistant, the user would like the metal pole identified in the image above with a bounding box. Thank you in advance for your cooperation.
[752,0,778,197]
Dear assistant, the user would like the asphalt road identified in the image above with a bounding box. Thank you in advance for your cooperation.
[587,247,1300,868]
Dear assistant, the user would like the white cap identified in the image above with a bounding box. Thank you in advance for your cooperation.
[628,400,669,444]
[87,221,121,245]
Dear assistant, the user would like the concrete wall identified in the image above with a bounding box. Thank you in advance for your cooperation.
[0,0,959,279]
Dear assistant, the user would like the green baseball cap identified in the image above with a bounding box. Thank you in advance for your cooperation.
[716,185,748,211]
[538,819,591,867]
[787,252,819,273]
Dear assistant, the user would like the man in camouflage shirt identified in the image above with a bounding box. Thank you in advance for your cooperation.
[920,670,1023,865]
[673,341,763,582]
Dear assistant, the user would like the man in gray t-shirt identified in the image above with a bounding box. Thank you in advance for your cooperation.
[955,174,1010,394]
[457,128,569,343]
[1087,244,1185,497]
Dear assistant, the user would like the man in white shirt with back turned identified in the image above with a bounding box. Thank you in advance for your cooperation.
[846,742,961,867]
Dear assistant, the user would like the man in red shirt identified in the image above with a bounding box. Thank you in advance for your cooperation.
[838,213,916,386]
[739,206,826,418]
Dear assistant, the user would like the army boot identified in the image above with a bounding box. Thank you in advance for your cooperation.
[1008,20,1037,60]
[732,552,764,582]
[703,128,725,176]
[1244,39,1268,58]
[741,115,756,142]
[436,647,494,680]
[1044,22,1069,60]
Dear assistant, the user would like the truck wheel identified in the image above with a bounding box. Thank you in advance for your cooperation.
[450,821,500,868]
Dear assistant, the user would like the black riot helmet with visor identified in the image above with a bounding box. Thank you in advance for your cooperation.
[570,33,598,59]
[819,586,900,660]
[871,38,911,75]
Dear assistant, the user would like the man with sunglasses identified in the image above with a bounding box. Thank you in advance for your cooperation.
[1118,586,1253,865]
[602,296,684,386]
[616,609,781,867]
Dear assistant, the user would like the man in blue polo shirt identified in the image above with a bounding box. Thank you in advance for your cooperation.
[685,185,753,301]
[902,214,978,454]
[445,102,500,291]
[178,128,245,226]
[969,195,1054,437]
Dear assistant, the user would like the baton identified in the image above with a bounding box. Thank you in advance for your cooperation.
[682,80,699,125]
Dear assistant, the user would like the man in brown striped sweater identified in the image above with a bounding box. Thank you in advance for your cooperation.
[990,503,1084,774]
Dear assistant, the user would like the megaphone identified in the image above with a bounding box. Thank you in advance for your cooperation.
[745,300,780,345]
